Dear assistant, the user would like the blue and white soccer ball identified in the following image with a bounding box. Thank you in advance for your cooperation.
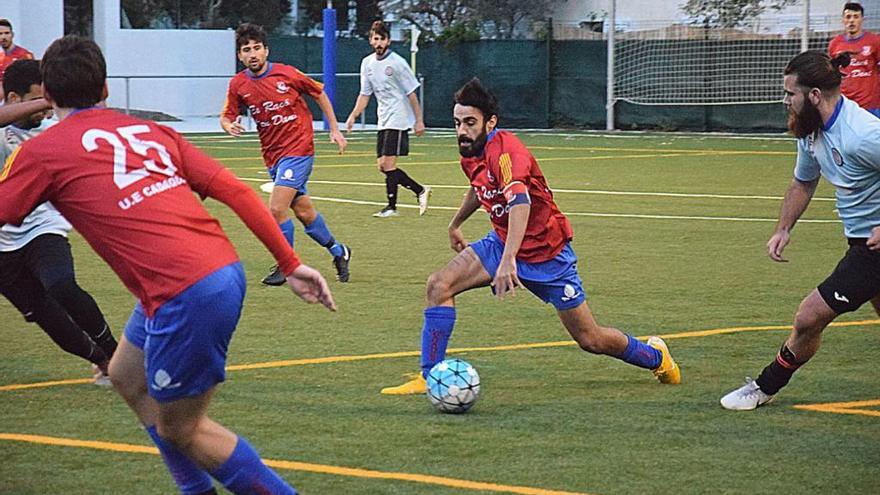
[426,358,480,414]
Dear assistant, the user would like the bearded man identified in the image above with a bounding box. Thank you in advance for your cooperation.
[721,50,880,410]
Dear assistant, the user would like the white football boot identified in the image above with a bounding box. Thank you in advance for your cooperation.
[720,378,774,411]
[417,186,432,216]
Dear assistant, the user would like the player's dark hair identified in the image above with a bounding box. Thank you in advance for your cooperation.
[0,19,11,30]
[843,3,864,14]
[370,20,389,39]
[3,59,40,99]
[453,78,499,120]
[41,36,106,109]
[236,23,267,51]
[784,50,849,91]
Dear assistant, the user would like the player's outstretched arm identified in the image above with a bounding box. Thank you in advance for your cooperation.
[314,91,347,154]
[407,92,425,136]
[493,203,529,299]
[0,98,51,127]
[286,264,336,310]
[768,177,818,262]
[345,95,370,133]
[220,115,245,137]
[448,188,481,252]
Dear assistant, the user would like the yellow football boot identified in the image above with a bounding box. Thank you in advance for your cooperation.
[647,336,681,385]
[380,373,427,395]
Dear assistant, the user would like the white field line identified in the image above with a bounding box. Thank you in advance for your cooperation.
[306,196,838,224]
[186,130,794,142]
[238,179,839,224]
[277,178,838,203]
[190,135,794,154]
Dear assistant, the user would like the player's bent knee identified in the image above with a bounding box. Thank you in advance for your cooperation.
[792,310,828,336]
[294,207,316,224]
[793,294,836,335]
[425,271,453,305]
[571,327,607,354]
[45,277,81,303]
[108,366,144,395]
[268,205,288,221]
[155,418,198,450]
[575,337,605,355]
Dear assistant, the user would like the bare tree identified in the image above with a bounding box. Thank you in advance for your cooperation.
[121,0,292,31]
[682,0,799,28]
[379,0,476,39]
[473,0,554,39]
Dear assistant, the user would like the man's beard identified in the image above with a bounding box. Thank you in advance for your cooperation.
[458,128,488,158]
[15,113,44,130]
[787,98,823,138]
[374,45,387,56]
[16,118,40,130]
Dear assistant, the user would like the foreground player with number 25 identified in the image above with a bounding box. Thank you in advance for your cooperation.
[0,36,334,495]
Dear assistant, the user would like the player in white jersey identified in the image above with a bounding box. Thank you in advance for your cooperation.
[345,20,431,218]
[0,59,117,383]
[721,51,880,411]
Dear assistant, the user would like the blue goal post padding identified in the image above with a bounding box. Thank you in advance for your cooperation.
[322,8,336,131]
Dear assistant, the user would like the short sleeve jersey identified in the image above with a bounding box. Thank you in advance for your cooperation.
[794,97,880,238]
[0,45,33,83]
[0,108,241,316]
[460,130,573,263]
[359,51,419,130]
[829,32,880,110]
[222,63,324,167]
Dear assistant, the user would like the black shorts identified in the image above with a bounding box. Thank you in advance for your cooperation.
[817,238,880,314]
[376,129,409,158]
[0,234,75,317]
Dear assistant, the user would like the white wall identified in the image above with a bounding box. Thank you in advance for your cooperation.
[0,0,64,57]
[93,1,235,118]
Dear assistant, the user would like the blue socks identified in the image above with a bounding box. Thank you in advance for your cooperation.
[420,306,456,377]
[146,425,214,495]
[209,436,297,495]
[278,219,294,247]
[618,335,662,370]
[304,214,343,257]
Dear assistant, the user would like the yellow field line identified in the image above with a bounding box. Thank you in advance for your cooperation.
[2,319,877,393]
[0,433,594,495]
[0,378,94,391]
[793,399,880,417]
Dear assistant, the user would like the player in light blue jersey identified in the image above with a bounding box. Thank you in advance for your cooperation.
[721,51,880,411]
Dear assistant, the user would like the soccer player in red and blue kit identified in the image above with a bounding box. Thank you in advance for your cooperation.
[828,3,880,117]
[0,36,336,494]
[222,23,351,286]
[381,78,680,395]
[0,19,34,99]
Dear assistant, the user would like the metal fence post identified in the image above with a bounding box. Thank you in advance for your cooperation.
[125,77,131,115]
[801,0,810,52]
[419,75,424,127]
[606,0,616,131]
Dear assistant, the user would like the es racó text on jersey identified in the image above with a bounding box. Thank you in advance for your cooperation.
[248,99,297,128]
[475,185,514,218]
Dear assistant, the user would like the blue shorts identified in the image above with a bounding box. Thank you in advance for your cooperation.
[269,156,314,195]
[470,231,587,311]
[869,108,880,119]
[124,262,246,403]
